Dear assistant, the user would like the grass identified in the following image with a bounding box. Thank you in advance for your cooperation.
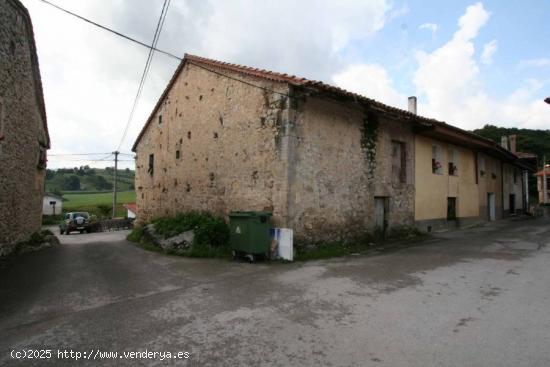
[62,190,136,217]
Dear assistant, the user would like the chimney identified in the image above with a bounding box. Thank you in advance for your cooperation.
[500,136,508,150]
[408,96,417,114]
[508,135,517,153]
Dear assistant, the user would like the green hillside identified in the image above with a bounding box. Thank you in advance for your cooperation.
[45,166,135,193]
[472,124,550,166]
[63,191,136,218]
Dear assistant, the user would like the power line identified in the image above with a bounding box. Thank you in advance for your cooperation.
[116,0,171,151]
[48,152,112,156]
[37,0,181,61]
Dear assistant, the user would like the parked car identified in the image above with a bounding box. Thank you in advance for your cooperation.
[59,212,91,234]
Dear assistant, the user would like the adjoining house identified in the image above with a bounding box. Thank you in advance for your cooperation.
[414,126,536,232]
[43,193,63,215]
[132,54,535,241]
[535,165,550,204]
[0,0,50,256]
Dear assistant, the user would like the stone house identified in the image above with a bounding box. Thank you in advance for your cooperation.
[0,0,50,256]
[133,54,535,241]
[133,54,420,242]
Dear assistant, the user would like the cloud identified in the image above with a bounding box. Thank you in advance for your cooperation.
[332,64,406,108]
[480,39,497,65]
[412,2,548,130]
[419,22,438,34]
[331,2,548,132]
[21,0,393,168]
[519,58,550,68]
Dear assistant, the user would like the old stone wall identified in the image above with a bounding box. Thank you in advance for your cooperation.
[134,63,291,227]
[0,0,48,256]
[287,96,415,242]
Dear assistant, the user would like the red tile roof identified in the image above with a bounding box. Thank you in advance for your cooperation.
[535,167,550,177]
[124,203,137,214]
[130,54,526,165]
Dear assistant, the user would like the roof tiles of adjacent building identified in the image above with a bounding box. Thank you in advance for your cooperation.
[131,54,529,167]
[534,167,550,177]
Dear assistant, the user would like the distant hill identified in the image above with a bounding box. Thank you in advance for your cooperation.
[472,124,550,167]
[45,166,135,194]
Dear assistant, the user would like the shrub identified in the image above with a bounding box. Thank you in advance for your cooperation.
[152,211,229,247]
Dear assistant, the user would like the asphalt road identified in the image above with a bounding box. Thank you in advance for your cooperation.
[1,218,550,366]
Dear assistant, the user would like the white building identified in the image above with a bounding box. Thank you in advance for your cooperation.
[42,193,63,215]
[124,203,137,219]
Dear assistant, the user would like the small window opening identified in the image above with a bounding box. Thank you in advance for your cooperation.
[187,131,191,139]
[176,150,180,159]
[158,115,162,124]
[148,154,154,175]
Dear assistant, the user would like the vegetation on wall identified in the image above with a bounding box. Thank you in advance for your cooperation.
[360,109,379,178]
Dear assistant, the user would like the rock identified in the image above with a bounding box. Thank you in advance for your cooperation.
[44,234,60,245]
[158,230,195,251]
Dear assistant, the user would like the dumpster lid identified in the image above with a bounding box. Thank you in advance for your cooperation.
[229,211,272,217]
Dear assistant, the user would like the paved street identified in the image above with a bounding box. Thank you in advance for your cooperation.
[1,218,550,366]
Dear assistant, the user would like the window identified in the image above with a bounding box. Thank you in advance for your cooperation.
[432,145,443,174]
[391,141,406,183]
[448,148,458,176]
[148,154,154,175]
[176,150,180,159]
[447,197,457,220]
[158,115,162,124]
[513,169,517,184]
[478,155,486,176]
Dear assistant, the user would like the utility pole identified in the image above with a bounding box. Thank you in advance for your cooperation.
[112,151,119,218]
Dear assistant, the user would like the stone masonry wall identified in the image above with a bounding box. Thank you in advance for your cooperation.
[0,0,48,256]
[134,63,291,227]
[288,96,415,242]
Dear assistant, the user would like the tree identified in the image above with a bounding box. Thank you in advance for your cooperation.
[62,175,81,191]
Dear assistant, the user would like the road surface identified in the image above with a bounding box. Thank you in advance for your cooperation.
[1,218,550,366]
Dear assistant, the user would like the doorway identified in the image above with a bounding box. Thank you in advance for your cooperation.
[447,197,457,221]
[509,194,516,215]
[374,197,389,238]
[487,192,496,221]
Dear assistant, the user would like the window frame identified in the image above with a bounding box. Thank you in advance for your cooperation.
[432,144,444,175]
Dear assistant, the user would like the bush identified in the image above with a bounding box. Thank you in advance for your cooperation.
[152,211,229,247]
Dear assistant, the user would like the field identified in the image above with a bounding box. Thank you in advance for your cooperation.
[62,191,136,218]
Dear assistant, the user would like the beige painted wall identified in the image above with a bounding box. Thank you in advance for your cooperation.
[502,163,523,213]
[476,153,503,220]
[414,135,479,221]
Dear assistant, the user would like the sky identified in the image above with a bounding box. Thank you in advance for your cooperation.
[21,0,550,169]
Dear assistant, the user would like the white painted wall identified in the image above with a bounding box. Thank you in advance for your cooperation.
[42,195,62,215]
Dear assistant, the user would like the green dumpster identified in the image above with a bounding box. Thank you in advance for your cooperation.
[229,211,272,260]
